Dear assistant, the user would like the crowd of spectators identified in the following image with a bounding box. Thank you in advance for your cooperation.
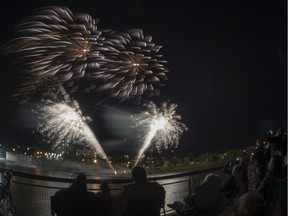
[51,128,286,216]
[168,127,287,216]
[226,127,287,216]
[52,166,165,216]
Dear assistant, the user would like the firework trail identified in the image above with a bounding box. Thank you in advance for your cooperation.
[33,87,115,172]
[132,101,188,167]
[2,6,106,102]
[93,29,169,101]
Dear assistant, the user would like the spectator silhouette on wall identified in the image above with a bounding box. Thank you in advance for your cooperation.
[52,173,101,216]
[110,166,166,216]
[96,180,116,216]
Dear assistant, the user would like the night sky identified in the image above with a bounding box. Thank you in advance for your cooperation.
[0,0,286,154]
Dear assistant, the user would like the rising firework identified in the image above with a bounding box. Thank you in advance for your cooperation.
[33,87,115,172]
[132,101,188,167]
[2,6,105,102]
[93,29,169,101]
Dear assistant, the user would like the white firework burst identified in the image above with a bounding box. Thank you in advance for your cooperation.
[2,6,105,102]
[91,29,169,100]
[132,101,188,166]
[33,87,115,171]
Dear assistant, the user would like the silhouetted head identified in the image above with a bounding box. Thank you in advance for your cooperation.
[131,166,147,183]
[232,164,243,179]
[100,180,111,193]
[70,172,87,193]
[232,192,265,216]
[203,173,222,191]
[268,154,284,174]
[256,138,263,147]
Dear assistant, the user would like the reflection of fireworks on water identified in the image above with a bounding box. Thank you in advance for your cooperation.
[132,101,188,167]
[33,87,115,172]
[94,29,168,101]
[2,6,105,102]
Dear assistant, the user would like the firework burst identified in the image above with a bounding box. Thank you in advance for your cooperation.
[2,6,106,102]
[1,6,169,106]
[132,101,188,167]
[33,87,115,171]
[90,29,169,101]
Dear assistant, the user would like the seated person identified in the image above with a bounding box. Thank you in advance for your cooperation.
[222,164,247,205]
[168,173,227,216]
[110,166,166,216]
[52,173,101,216]
[231,192,266,216]
[96,180,116,216]
[256,154,287,216]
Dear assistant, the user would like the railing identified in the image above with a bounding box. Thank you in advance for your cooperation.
[10,165,229,216]
[0,168,17,216]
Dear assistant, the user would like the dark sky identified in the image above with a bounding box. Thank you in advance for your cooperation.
[0,0,286,154]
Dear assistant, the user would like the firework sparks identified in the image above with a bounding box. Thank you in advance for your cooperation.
[1,6,169,106]
[90,29,169,101]
[2,6,106,102]
[132,101,188,167]
[33,87,115,172]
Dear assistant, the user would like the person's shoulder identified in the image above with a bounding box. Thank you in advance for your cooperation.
[195,182,209,193]
[86,191,96,195]
[124,183,134,189]
[95,191,103,197]
[54,188,67,196]
[149,181,163,186]
[86,191,98,199]
[122,183,135,192]
[54,189,71,202]
[84,191,101,205]
[149,181,165,191]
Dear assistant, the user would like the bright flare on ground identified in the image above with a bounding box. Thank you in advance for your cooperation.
[132,101,188,167]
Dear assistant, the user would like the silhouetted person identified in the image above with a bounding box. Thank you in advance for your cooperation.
[222,164,248,205]
[267,128,287,159]
[223,157,249,191]
[189,173,227,216]
[231,192,266,216]
[96,180,116,216]
[52,173,101,216]
[257,154,287,216]
[110,166,166,216]
[253,138,267,188]
[168,173,226,216]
